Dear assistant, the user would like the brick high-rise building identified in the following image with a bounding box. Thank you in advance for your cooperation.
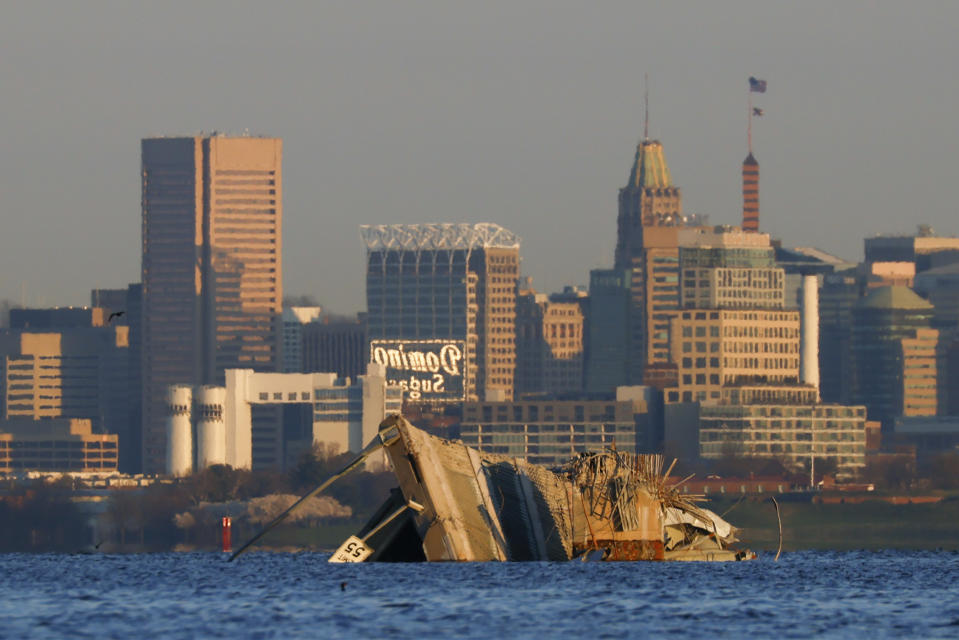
[614,139,685,384]
[141,135,282,473]
[515,289,584,397]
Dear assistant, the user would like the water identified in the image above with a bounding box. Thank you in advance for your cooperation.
[2,551,958,639]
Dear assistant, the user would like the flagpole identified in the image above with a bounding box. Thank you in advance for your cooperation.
[747,90,753,154]
[643,72,649,142]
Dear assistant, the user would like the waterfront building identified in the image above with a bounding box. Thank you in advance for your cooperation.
[141,135,282,473]
[698,384,867,479]
[850,286,938,430]
[0,323,130,454]
[165,364,402,474]
[893,416,959,464]
[668,308,800,404]
[668,227,800,404]
[460,387,660,467]
[0,418,118,473]
[362,223,519,402]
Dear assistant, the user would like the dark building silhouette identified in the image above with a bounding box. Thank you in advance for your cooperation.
[584,268,631,394]
[515,288,584,397]
[302,316,368,381]
[850,286,938,431]
[91,285,143,472]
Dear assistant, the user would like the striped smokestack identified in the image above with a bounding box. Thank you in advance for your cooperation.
[742,153,759,232]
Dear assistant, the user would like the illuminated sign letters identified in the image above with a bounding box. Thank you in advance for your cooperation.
[370,340,466,401]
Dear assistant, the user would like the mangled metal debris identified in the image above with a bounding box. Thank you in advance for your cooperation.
[331,416,755,563]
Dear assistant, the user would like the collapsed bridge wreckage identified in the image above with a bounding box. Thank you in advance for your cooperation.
[231,415,755,563]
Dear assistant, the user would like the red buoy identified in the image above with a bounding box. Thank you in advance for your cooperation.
[221,517,232,553]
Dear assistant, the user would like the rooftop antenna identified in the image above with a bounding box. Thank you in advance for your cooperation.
[643,72,649,141]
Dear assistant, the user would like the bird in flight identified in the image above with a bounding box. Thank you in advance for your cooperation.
[108,311,126,323]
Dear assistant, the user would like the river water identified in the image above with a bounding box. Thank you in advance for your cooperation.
[2,551,958,639]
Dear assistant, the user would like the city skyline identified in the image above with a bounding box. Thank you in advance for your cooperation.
[2,2,959,314]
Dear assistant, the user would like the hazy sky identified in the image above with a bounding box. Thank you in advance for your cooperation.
[1,1,957,313]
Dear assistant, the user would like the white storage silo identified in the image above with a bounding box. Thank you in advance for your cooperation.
[166,385,193,476]
[196,385,227,469]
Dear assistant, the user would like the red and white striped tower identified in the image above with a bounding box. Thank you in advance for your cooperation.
[743,88,760,232]
[742,152,759,232]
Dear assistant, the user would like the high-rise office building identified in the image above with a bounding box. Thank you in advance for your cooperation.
[584,268,632,394]
[0,322,130,432]
[280,307,322,373]
[302,315,368,381]
[850,286,938,430]
[678,227,783,310]
[668,228,801,404]
[90,284,143,472]
[614,139,685,384]
[864,228,959,273]
[362,223,519,402]
[141,135,282,473]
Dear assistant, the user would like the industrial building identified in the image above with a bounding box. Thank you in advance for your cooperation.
[165,364,402,475]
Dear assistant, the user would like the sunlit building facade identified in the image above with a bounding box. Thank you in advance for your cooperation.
[141,135,282,473]
[362,223,519,402]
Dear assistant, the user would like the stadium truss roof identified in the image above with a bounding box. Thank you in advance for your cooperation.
[360,223,521,252]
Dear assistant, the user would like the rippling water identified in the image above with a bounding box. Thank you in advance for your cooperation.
[2,551,959,639]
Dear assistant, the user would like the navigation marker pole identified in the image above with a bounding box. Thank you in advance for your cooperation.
[228,429,398,562]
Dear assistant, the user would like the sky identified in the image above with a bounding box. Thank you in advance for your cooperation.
[1,1,957,313]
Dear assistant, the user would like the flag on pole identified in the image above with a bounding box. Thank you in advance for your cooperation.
[753,107,764,116]
[749,76,767,93]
